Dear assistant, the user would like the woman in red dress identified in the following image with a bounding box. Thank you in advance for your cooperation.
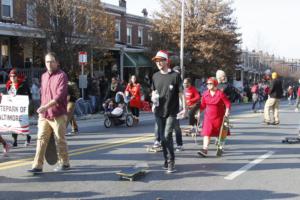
[125,75,142,123]
[198,77,231,157]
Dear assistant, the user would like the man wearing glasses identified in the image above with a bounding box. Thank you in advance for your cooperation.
[151,50,185,173]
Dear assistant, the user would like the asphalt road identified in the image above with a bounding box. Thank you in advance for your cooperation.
[1,101,300,200]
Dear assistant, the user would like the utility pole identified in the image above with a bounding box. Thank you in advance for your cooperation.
[180,0,185,79]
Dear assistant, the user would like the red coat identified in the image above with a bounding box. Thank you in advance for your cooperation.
[200,89,231,137]
[125,83,142,108]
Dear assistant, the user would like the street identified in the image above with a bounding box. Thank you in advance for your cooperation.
[0,102,300,200]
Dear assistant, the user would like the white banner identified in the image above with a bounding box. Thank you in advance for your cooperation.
[0,95,29,134]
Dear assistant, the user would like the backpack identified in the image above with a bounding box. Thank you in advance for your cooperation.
[251,85,258,93]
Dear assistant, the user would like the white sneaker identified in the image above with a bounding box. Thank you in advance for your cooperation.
[176,146,184,152]
[153,140,161,148]
[24,141,30,147]
[295,108,299,112]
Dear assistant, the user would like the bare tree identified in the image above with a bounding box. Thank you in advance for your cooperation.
[26,0,114,71]
[151,0,241,78]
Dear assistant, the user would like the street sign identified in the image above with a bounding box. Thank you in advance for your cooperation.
[79,75,88,89]
[79,51,88,65]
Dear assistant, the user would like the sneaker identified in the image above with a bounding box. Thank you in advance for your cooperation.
[261,121,271,125]
[273,122,280,125]
[27,168,43,173]
[3,143,10,157]
[162,161,168,170]
[153,140,161,148]
[295,108,299,112]
[24,141,30,147]
[176,145,184,152]
[53,165,71,172]
[166,161,176,173]
[197,149,208,157]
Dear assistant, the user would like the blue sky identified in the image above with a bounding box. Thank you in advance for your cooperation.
[102,0,300,59]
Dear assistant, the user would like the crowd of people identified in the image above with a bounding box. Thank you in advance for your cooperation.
[0,49,297,175]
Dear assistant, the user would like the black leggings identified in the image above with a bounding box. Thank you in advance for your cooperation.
[131,107,140,117]
[188,103,200,126]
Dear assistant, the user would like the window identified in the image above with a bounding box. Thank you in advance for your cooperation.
[148,32,152,42]
[2,0,13,18]
[127,26,132,44]
[138,27,143,45]
[115,21,121,41]
[27,2,36,26]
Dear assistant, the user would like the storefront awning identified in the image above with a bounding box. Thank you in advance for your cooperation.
[0,22,45,38]
[124,52,152,68]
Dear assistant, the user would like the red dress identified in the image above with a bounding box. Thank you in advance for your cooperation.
[125,83,142,108]
[200,89,231,137]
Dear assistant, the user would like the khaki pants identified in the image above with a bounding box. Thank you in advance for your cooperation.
[67,102,78,132]
[264,97,280,123]
[32,115,70,169]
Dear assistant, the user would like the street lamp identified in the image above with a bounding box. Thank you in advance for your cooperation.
[180,0,185,79]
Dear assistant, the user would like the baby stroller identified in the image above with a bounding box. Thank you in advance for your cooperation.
[103,92,134,128]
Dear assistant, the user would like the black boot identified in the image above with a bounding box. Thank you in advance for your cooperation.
[12,133,18,147]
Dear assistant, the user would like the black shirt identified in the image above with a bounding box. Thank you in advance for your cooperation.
[269,78,283,99]
[152,70,182,117]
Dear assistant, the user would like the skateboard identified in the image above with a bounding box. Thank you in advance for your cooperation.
[282,137,300,144]
[145,145,162,153]
[45,133,58,165]
[116,167,147,181]
[216,116,230,157]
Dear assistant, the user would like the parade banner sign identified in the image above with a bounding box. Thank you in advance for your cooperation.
[0,95,29,134]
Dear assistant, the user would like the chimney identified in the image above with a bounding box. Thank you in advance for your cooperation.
[119,0,126,8]
[142,8,148,17]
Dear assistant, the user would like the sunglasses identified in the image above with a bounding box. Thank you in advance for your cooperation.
[207,83,214,85]
[10,75,16,78]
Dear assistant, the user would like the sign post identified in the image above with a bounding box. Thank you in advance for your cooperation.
[79,51,88,98]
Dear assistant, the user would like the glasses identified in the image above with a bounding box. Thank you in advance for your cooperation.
[207,83,214,85]
[156,59,167,63]
[10,75,16,78]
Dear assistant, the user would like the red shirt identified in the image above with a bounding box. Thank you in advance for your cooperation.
[298,87,300,97]
[40,69,68,119]
[184,86,200,107]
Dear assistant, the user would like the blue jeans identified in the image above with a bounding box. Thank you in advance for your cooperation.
[155,115,176,162]
[88,95,97,113]
[154,118,182,146]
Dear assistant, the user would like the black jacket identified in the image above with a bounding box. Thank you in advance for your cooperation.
[269,79,283,99]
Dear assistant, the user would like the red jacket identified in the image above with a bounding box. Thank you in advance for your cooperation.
[297,87,300,97]
[125,83,142,108]
[184,86,201,107]
[200,89,231,137]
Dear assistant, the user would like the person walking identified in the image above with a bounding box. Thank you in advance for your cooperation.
[183,77,201,132]
[125,75,142,124]
[0,135,10,157]
[263,72,283,125]
[66,75,80,136]
[30,78,40,119]
[6,68,32,147]
[28,52,70,173]
[295,79,300,112]
[251,82,259,112]
[151,50,184,173]
[197,77,231,157]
